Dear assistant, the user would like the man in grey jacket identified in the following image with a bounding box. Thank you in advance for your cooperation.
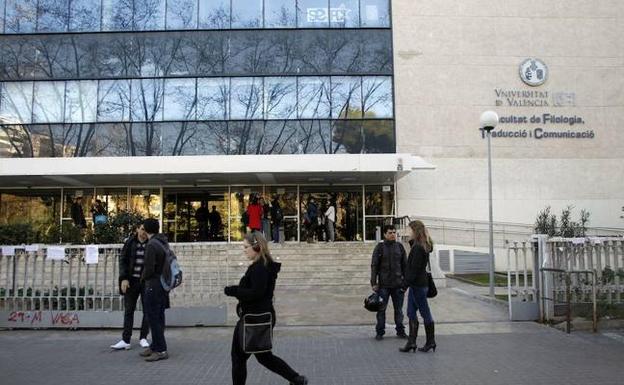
[370,225,407,340]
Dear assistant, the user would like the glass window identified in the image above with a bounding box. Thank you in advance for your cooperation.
[297,77,331,119]
[134,0,166,30]
[0,124,34,157]
[62,189,94,223]
[33,81,65,123]
[163,78,197,121]
[365,185,394,216]
[230,77,263,120]
[297,0,329,28]
[331,76,362,119]
[197,78,229,120]
[331,120,362,153]
[65,81,98,123]
[361,30,393,74]
[232,0,262,28]
[360,0,389,28]
[0,82,34,124]
[264,77,297,120]
[29,123,98,157]
[0,0,4,33]
[292,120,331,154]
[130,79,164,122]
[0,190,61,229]
[166,0,197,29]
[102,0,133,31]
[265,0,296,28]
[124,122,163,155]
[95,122,132,156]
[37,0,70,32]
[295,30,330,74]
[330,0,359,28]
[361,119,394,153]
[97,80,131,122]
[361,76,393,118]
[5,0,38,33]
[69,0,101,31]
[131,188,161,220]
[95,188,128,217]
[162,122,220,156]
[199,0,230,29]
[226,121,265,155]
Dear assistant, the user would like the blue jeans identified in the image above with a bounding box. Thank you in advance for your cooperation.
[143,280,167,353]
[407,286,434,324]
[375,287,405,335]
[272,223,281,242]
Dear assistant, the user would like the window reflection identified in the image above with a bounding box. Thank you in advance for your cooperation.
[331,76,362,119]
[0,190,61,229]
[69,0,101,32]
[362,76,392,118]
[230,78,263,120]
[197,78,230,120]
[102,0,133,31]
[33,81,65,123]
[265,0,297,28]
[360,0,390,27]
[298,0,329,28]
[264,77,297,119]
[37,0,69,32]
[0,82,34,124]
[330,0,360,28]
[5,0,37,33]
[131,188,161,220]
[166,0,197,30]
[130,79,164,122]
[199,0,230,29]
[97,80,131,122]
[134,0,166,30]
[163,78,197,121]
[298,77,331,119]
[232,0,262,28]
[65,81,98,123]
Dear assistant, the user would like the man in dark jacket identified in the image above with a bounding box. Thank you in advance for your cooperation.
[195,201,209,241]
[110,225,150,350]
[139,218,170,362]
[370,224,408,340]
[70,196,86,228]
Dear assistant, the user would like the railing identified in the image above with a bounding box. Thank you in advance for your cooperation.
[0,243,232,327]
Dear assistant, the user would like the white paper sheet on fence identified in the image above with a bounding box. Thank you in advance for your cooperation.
[1,246,16,256]
[25,245,40,252]
[571,238,586,245]
[47,246,66,260]
[85,245,99,264]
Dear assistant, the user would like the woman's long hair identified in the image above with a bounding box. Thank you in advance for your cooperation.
[408,220,433,253]
[244,231,275,266]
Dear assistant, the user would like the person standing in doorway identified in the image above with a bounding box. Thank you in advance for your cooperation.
[139,218,170,362]
[195,201,209,241]
[270,196,283,243]
[370,225,408,340]
[324,200,336,242]
[70,196,87,228]
[224,232,308,385]
[246,194,263,233]
[110,225,150,351]
[305,198,318,243]
[400,220,436,353]
[260,196,271,239]
[208,205,222,241]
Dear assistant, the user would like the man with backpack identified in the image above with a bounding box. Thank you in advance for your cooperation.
[140,218,171,362]
[270,196,283,243]
[370,225,408,340]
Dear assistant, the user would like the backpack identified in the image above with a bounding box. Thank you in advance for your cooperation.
[273,207,283,223]
[155,240,183,292]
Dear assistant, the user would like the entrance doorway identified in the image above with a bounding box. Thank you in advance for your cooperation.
[300,186,363,242]
[163,188,228,243]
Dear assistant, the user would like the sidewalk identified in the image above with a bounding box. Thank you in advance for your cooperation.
[1,322,623,385]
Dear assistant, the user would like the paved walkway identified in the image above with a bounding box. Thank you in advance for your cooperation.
[2,322,624,385]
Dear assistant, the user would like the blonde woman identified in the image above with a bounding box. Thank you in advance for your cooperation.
[399,220,436,353]
[224,232,308,385]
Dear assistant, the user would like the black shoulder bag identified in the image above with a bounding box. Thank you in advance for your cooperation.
[426,258,438,298]
[241,312,273,353]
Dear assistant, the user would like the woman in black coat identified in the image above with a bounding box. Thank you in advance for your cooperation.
[400,220,436,353]
[224,232,308,385]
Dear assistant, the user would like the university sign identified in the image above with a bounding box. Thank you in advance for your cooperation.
[307,7,352,23]
[481,113,595,140]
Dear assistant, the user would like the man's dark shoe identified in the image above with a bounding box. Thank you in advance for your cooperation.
[375,334,383,340]
[290,375,308,385]
[144,351,169,362]
[139,348,153,357]
[397,331,408,339]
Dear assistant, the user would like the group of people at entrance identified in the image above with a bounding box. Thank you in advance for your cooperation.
[304,197,336,243]
[243,194,284,243]
[110,219,434,384]
[194,202,222,241]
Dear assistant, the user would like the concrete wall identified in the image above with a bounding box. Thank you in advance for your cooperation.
[392,0,624,228]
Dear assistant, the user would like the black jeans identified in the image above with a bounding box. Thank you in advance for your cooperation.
[122,278,149,343]
[231,317,299,385]
[375,287,406,336]
[143,280,167,353]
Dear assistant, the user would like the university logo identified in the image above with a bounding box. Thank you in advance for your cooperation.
[519,58,548,87]
[307,7,351,23]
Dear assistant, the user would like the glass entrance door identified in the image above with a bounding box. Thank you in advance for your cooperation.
[300,186,363,242]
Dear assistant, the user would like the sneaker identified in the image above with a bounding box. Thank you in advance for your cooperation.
[139,348,153,357]
[375,334,383,341]
[397,331,408,339]
[110,340,131,350]
[144,351,169,362]
[139,339,150,348]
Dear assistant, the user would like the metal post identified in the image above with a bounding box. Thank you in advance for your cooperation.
[487,130,495,297]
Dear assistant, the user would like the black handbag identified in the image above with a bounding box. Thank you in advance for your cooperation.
[426,261,437,298]
[241,312,273,353]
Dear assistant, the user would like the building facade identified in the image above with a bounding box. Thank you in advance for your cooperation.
[1,1,623,243]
